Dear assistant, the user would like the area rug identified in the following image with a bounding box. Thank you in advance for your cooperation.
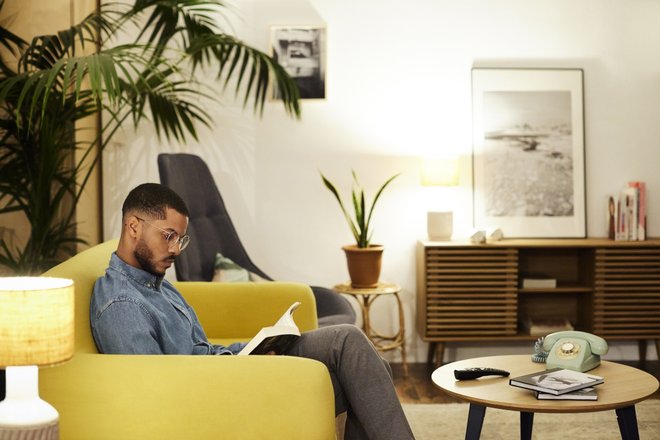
[402,400,660,440]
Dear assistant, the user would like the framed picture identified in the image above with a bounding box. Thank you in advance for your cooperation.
[270,26,326,100]
[471,68,586,238]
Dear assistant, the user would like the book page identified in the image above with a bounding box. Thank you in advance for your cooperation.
[237,302,301,355]
[274,302,301,327]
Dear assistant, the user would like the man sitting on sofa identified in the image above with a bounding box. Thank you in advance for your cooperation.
[90,183,415,440]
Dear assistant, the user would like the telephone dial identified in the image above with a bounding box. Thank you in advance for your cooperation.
[542,331,608,372]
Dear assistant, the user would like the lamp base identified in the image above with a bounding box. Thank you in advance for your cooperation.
[427,211,453,241]
[0,420,58,440]
[0,366,59,438]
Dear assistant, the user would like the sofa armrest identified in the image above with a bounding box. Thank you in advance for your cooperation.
[40,354,335,440]
[174,281,318,339]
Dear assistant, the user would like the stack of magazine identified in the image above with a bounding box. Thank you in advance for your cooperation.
[509,368,604,401]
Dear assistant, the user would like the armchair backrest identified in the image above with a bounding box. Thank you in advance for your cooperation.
[157,153,270,282]
[42,240,119,354]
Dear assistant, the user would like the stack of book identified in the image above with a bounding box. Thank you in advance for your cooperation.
[509,367,604,401]
[608,181,646,241]
[521,278,557,289]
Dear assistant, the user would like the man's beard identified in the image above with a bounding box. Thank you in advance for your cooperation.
[134,238,169,276]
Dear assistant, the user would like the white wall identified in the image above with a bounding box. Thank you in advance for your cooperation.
[103,0,660,362]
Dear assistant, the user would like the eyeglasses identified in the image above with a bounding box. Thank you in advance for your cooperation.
[135,217,190,251]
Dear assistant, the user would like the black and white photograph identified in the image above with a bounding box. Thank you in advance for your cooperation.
[472,68,586,237]
[270,26,326,100]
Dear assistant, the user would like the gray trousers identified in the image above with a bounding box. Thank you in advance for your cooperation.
[286,324,415,440]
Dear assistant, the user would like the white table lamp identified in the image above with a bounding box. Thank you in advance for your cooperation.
[421,156,459,241]
[0,277,74,439]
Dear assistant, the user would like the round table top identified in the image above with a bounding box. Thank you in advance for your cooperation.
[432,355,659,413]
[333,282,401,295]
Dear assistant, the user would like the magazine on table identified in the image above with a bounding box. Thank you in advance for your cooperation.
[536,387,598,401]
[509,368,604,395]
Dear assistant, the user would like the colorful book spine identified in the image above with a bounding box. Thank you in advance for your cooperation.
[609,181,647,241]
[628,181,646,241]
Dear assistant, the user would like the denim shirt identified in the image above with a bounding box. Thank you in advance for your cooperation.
[90,253,245,355]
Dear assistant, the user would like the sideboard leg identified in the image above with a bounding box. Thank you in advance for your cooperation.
[434,343,445,369]
[638,340,647,367]
[426,342,436,365]
[465,403,486,440]
[615,405,640,440]
[520,411,534,440]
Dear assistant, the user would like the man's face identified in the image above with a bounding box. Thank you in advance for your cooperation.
[134,208,189,276]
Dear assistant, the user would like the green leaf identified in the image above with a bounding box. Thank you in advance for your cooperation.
[321,171,400,248]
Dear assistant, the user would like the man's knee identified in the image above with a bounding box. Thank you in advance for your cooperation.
[333,323,368,344]
[335,325,389,363]
[338,325,391,375]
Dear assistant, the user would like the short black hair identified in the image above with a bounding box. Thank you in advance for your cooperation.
[122,183,190,220]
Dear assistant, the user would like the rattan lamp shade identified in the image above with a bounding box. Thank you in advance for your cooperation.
[0,277,74,367]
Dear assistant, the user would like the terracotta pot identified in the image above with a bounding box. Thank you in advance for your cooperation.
[342,244,384,288]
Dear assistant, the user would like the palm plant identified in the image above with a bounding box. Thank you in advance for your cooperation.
[320,170,400,248]
[0,0,300,274]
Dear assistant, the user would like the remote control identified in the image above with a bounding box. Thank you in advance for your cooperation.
[454,367,510,380]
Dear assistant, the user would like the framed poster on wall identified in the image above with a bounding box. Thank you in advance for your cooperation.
[471,68,586,238]
[270,26,326,100]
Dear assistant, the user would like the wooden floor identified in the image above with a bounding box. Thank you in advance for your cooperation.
[390,360,660,404]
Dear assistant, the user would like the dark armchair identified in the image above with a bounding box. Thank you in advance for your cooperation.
[157,153,356,327]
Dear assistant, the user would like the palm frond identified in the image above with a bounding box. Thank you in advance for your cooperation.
[128,0,226,58]
[20,10,116,72]
[187,33,301,117]
[0,0,300,274]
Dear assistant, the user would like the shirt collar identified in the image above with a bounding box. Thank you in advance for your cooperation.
[109,252,164,290]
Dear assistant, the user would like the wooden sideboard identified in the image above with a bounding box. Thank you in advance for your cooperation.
[416,238,660,366]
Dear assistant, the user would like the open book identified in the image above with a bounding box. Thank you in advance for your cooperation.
[238,302,301,355]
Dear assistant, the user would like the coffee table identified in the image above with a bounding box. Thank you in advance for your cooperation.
[432,355,659,440]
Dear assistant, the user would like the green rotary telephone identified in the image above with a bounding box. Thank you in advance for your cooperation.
[542,331,609,372]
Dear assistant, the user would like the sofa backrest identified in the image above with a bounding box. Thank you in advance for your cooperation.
[42,240,119,354]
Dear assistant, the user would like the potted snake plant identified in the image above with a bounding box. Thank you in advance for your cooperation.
[321,170,400,287]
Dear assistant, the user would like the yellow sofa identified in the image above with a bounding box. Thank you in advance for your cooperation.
[40,240,336,439]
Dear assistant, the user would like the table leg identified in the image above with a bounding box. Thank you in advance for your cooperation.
[520,411,534,440]
[616,405,640,440]
[358,296,370,335]
[465,403,486,440]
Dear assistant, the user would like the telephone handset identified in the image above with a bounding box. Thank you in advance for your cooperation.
[542,331,608,372]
